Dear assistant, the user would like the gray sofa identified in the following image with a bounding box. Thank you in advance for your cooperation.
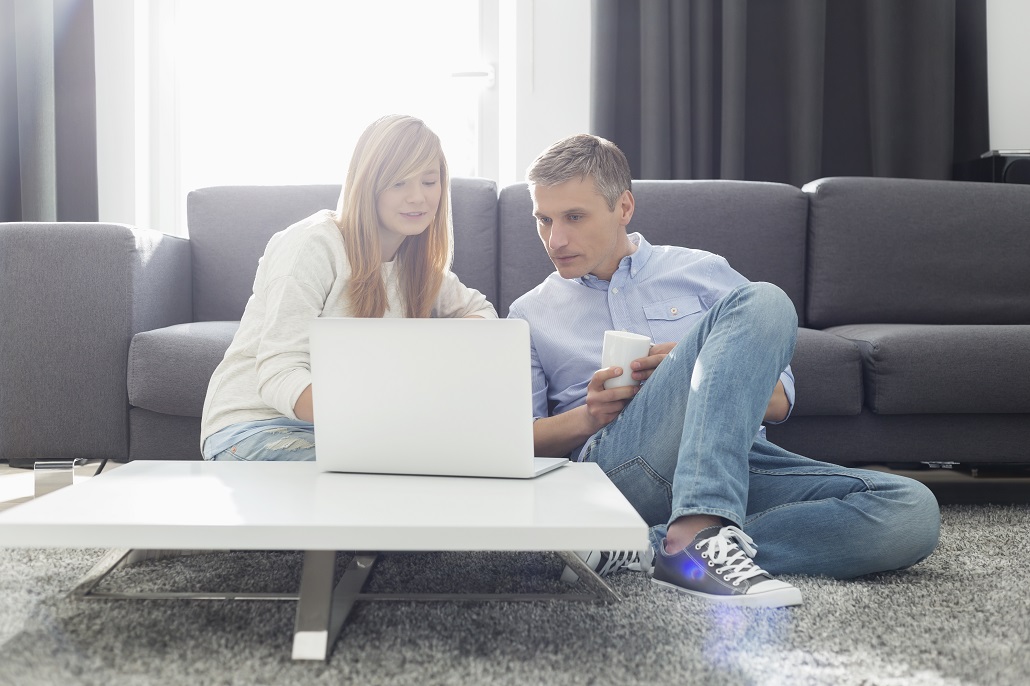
[2,177,1028,468]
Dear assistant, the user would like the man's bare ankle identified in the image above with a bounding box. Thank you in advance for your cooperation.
[665,515,724,553]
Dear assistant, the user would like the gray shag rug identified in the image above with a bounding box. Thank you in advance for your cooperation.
[1,504,1028,686]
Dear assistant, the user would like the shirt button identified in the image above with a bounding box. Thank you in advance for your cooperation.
[670,307,678,314]
[611,287,619,294]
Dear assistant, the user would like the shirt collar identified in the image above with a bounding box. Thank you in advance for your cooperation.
[625,233,653,275]
[578,232,653,286]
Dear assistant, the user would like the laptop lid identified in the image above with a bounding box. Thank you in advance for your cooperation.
[309,317,564,478]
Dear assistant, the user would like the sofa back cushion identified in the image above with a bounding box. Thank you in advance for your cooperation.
[498,180,809,319]
[805,177,1030,328]
[188,185,337,322]
[188,178,499,321]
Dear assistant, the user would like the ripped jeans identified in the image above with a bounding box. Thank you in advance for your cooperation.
[209,426,316,462]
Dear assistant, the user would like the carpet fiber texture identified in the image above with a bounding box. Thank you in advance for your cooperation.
[1,504,1027,686]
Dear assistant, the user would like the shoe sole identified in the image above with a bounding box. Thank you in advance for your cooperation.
[651,578,803,608]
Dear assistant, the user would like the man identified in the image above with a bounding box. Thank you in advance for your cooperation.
[507,134,940,608]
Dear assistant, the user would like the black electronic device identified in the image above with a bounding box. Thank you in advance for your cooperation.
[954,151,1030,184]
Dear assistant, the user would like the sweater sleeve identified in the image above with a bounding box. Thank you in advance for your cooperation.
[249,224,341,419]
[252,273,327,419]
[432,270,498,319]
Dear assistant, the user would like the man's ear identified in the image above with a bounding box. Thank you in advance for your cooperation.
[618,190,636,228]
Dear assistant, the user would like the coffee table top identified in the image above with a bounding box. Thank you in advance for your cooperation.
[0,460,648,552]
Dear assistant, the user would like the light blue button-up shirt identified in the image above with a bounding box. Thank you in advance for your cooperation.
[507,233,795,458]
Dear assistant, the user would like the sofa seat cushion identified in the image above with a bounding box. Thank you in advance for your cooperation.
[128,321,239,416]
[825,324,1030,414]
[788,328,863,417]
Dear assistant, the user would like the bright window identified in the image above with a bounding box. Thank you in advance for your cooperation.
[175,0,485,196]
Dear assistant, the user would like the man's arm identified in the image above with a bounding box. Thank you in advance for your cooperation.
[534,346,663,457]
[765,380,789,423]
[533,406,596,458]
[533,367,639,457]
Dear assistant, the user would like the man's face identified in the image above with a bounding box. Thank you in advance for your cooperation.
[531,176,634,281]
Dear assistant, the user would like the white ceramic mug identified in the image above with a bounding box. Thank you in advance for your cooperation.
[601,330,653,389]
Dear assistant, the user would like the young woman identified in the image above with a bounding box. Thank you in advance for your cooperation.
[200,115,497,461]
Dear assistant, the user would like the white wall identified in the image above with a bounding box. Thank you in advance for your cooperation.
[494,0,592,187]
[94,0,181,233]
[94,0,593,228]
[987,0,1030,150]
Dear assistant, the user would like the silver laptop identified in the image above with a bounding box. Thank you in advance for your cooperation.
[309,317,568,479]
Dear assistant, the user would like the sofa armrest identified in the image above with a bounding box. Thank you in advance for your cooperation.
[131,226,193,333]
[0,223,191,461]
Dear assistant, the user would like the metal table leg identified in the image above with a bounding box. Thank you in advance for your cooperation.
[556,550,623,603]
[291,551,379,661]
[70,548,624,661]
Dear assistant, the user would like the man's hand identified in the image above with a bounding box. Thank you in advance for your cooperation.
[584,342,675,433]
[629,342,676,382]
[584,367,641,433]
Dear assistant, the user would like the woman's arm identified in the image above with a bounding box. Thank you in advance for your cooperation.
[251,226,340,420]
[434,271,498,318]
[293,384,314,422]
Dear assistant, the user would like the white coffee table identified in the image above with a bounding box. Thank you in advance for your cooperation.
[0,460,648,660]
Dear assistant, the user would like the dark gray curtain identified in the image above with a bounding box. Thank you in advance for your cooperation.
[1,0,98,222]
[592,0,989,185]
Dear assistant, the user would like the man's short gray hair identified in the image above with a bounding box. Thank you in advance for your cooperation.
[526,134,632,211]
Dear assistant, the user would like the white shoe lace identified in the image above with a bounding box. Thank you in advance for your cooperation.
[696,526,769,586]
[596,550,640,576]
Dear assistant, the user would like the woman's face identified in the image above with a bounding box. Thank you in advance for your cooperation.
[376,159,442,259]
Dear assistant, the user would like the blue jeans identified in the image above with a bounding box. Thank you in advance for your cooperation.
[582,282,940,579]
[210,426,316,462]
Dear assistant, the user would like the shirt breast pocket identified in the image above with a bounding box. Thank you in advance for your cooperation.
[643,296,704,344]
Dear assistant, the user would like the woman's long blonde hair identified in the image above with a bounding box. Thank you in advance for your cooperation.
[335,115,453,318]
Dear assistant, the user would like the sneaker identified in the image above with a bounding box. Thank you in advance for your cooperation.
[560,547,654,584]
[651,525,802,607]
